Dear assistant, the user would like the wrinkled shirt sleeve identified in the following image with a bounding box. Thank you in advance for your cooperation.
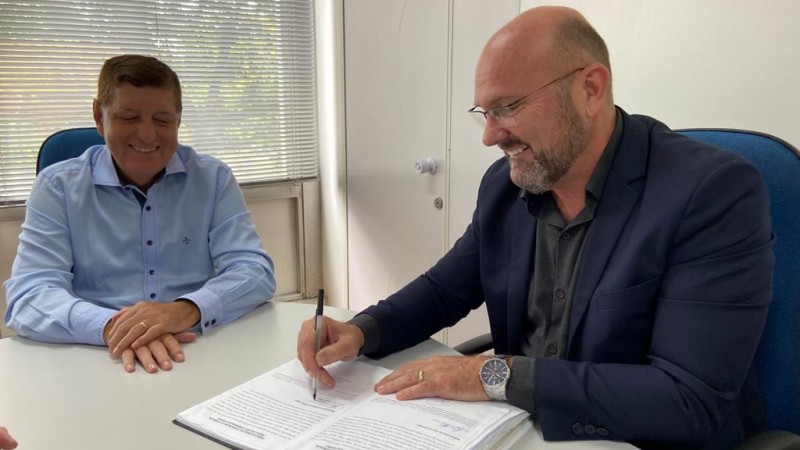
[4,171,116,345]
[176,167,276,333]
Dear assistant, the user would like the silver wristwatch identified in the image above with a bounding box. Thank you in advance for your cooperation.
[480,355,511,401]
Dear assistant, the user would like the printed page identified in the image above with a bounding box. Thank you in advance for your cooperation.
[287,391,529,450]
[176,359,390,450]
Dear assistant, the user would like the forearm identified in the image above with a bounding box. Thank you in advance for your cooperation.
[534,359,729,444]
[5,206,115,344]
[506,356,537,415]
[189,175,277,332]
[179,260,275,332]
[348,313,380,355]
[5,279,116,345]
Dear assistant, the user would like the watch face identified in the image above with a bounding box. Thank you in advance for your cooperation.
[480,358,509,387]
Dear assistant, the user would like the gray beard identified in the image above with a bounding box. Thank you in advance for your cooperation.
[510,94,587,194]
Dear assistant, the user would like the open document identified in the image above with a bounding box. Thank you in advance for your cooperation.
[175,358,531,450]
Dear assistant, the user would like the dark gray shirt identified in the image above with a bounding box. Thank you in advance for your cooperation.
[507,110,623,414]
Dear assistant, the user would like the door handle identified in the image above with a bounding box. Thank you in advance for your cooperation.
[415,157,437,175]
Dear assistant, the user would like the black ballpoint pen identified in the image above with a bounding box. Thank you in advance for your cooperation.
[313,288,324,400]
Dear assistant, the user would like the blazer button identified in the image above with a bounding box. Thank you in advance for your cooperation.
[597,427,609,437]
[571,423,583,435]
[584,424,596,435]
[204,321,210,327]
[211,319,217,325]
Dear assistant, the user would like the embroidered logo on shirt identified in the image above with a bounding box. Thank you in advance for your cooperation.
[182,236,191,245]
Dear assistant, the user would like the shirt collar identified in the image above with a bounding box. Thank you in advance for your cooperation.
[585,107,623,201]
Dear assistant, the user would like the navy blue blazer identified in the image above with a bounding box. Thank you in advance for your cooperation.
[362,110,773,449]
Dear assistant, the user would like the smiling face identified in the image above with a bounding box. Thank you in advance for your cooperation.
[498,85,589,194]
[93,82,180,191]
[471,5,626,196]
[474,23,591,194]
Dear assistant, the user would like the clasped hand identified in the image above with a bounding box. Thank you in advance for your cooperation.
[296,315,489,401]
[104,300,200,373]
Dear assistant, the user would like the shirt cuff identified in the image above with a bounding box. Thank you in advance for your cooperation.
[348,313,380,356]
[507,356,537,418]
[69,301,117,346]
[176,289,220,333]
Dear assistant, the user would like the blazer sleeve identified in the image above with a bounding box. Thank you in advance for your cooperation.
[360,160,513,357]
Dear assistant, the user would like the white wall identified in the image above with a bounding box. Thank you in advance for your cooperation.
[524,0,800,147]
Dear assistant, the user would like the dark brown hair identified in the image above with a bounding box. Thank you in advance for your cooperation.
[97,55,182,112]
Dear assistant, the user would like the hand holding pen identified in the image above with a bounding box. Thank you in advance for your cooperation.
[296,291,367,392]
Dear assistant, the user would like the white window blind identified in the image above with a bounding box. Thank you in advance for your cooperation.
[0,0,318,206]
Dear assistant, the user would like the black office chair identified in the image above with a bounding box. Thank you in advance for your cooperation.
[36,127,105,174]
[455,128,800,449]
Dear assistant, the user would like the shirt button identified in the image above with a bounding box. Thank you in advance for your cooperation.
[556,288,566,299]
[562,232,571,241]
[547,344,558,355]
[146,240,153,246]
[149,293,156,299]
[149,269,155,275]
[145,206,151,211]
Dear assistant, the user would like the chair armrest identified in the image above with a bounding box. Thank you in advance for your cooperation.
[734,430,800,450]
[453,333,494,355]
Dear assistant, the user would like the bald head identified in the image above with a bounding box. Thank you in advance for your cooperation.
[474,7,617,196]
[475,6,612,106]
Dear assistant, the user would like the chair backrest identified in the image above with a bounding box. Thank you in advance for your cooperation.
[678,128,800,434]
[37,127,105,174]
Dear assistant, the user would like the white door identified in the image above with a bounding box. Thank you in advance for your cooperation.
[445,0,520,348]
[344,0,449,314]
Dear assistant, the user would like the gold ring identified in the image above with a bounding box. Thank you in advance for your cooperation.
[416,370,424,383]
[139,321,148,330]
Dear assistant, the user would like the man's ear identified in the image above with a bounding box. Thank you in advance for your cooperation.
[92,99,105,135]
[580,62,611,118]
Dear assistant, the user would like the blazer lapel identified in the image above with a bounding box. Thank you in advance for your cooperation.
[568,112,649,350]
[506,199,537,355]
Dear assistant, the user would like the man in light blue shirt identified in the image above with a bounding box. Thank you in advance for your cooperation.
[4,55,276,374]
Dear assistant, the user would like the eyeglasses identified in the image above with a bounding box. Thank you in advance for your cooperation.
[468,66,586,126]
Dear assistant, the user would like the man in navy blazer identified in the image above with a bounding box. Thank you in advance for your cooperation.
[298,6,772,449]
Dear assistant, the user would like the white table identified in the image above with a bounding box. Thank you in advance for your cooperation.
[0,301,634,449]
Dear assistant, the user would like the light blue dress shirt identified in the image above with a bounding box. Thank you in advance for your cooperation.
[4,144,276,345]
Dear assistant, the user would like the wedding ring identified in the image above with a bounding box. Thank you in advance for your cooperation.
[416,370,424,383]
[138,321,148,330]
